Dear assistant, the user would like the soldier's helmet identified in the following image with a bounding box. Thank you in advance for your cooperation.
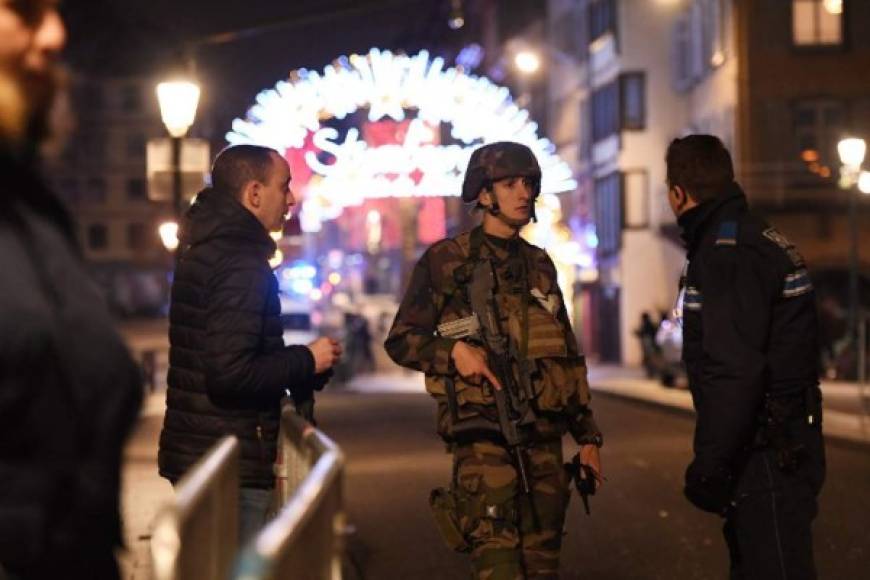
[461,141,542,203]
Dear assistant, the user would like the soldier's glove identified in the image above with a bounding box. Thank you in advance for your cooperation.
[684,462,733,516]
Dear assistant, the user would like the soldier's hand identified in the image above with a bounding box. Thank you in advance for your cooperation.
[578,444,604,491]
[450,342,503,391]
[308,337,342,374]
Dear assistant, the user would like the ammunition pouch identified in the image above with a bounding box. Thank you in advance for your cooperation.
[428,487,471,553]
[428,481,520,553]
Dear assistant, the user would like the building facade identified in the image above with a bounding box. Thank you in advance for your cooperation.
[546,0,870,367]
[44,75,174,315]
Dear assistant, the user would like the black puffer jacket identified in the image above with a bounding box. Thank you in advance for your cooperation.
[157,188,317,488]
[1,153,142,578]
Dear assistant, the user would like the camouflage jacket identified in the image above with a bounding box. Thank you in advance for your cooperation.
[385,227,601,445]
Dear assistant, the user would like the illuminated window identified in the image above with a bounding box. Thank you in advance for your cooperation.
[792,0,843,46]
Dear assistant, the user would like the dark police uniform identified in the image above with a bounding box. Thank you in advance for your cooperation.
[677,182,825,580]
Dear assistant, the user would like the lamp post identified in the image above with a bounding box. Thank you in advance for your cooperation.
[156,79,201,252]
[838,137,867,382]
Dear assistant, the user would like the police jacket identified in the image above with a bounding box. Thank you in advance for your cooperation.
[677,182,820,506]
[0,153,142,576]
[158,188,322,489]
[385,227,600,445]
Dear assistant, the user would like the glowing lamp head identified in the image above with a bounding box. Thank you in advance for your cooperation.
[156,80,201,138]
[448,0,464,29]
[514,51,541,75]
[823,0,843,15]
[838,137,866,170]
[859,171,870,195]
[158,221,179,251]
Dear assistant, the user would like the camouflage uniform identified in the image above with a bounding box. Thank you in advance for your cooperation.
[385,141,602,580]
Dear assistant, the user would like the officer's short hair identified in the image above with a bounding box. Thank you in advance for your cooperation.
[665,135,734,203]
[211,144,280,200]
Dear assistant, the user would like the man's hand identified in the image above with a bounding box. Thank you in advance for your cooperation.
[307,337,342,374]
[684,462,732,515]
[578,444,604,491]
[450,342,503,390]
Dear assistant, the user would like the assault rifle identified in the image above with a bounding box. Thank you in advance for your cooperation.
[464,259,537,494]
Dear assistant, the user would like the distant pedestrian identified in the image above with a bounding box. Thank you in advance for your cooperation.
[634,311,660,378]
[0,3,143,578]
[666,135,825,579]
[157,145,341,546]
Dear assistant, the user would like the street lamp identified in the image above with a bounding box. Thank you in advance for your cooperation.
[838,136,866,383]
[158,221,180,251]
[838,137,865,171]
[514,50,541,75]
[156,79,200,251]
[447,0,464,30]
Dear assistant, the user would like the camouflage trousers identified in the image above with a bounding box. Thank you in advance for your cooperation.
[452,438,571,580]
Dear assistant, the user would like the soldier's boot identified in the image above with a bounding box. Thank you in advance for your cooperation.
[471,547,523,580]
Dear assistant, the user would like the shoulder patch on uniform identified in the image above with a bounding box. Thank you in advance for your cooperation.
[762,227,805,267]
[715,221,738,246]
[783,268,813,298]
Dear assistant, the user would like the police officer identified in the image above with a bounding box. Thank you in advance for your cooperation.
[666,135,825,579]
[385,141,603,579]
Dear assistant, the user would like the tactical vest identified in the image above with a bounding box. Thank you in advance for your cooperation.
[424,228,590,442]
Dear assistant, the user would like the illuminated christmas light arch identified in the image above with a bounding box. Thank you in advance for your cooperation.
[227,48,577,232]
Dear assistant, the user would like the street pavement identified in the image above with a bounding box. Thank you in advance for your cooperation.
[119,372,870,579]
[115,320,870,578]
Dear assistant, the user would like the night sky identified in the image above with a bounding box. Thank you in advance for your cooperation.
[59,0,542,135]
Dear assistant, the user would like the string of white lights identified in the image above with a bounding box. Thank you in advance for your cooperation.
[226,48,578,232]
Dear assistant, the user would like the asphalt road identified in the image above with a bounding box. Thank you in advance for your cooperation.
[313,390,870,580]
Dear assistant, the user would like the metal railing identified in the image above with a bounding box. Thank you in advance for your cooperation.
[233,402,346,580]
[150,436,240,580]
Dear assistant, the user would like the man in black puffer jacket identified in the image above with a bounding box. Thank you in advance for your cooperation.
[157,145,341,545]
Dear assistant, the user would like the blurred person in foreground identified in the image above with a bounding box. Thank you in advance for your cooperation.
[666,135,825,579]
[0,1,143,578]
[157,144,341,546]
[385,141,603,579]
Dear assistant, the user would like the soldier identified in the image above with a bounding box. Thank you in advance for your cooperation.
[385,141,604,579]
[666,135,825,579]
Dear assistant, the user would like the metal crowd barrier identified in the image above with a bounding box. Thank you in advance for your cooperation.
[150,436,240,580]
[233,401,346,580]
